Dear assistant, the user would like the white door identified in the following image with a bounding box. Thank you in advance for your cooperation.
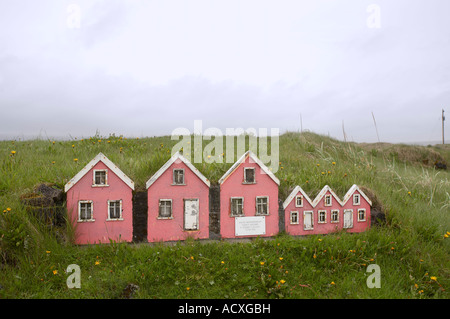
[303,211,313,230]
[184,199,199,230]
[343,210,353,229]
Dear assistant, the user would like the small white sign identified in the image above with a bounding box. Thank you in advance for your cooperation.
[235,216,266,236]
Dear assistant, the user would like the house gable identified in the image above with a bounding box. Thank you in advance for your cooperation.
[146,152,210,189]
[283,186,314,209]
[64,152,134,192]
[342,184,373,206]
[218,151,280,186]
[311,185,344,207]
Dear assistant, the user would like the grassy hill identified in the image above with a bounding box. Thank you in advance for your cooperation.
[0,132,448,299]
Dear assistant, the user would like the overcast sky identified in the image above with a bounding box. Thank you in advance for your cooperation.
[0,0,449,143]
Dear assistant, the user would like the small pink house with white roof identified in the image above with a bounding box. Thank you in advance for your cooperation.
[219,151,280,239]
[65,153,135,244]
[146,152,210,242]
[283,184,371,236]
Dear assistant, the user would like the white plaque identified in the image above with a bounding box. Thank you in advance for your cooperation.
[235,216,266,236]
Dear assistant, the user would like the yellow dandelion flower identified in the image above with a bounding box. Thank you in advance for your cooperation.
[279,257,283,261]
[6,207,11,211]
[332,162,336,165]
[95,261,100,265]
[330,281,335,285]
[46,251,51,254]
[221,261,225,264]
[260,262,265,266]
[408,191,412,196]
[430,276,437,281]
[74,158,78,162]
[186,287,190,291]
[72,144,75,148]
[414,284,418,289]
[53,270,58,275]
[317,164,320,167]
[313,254,317,259]
[280,280,286,284]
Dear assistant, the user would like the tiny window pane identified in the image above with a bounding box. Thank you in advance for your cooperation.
[109,201,121,219]
[325,195,332,206]
[244,168,255,183]
[290,211,299,224]
[354,194,360,205]
[296,196,303,207]
[256,197,268,215]
[173,169,184,185]
[231,198,243,216]
[331,210,339,222]
[94,171,107,185]
[159,200,172,218]
[80,202,92,220]
[319,211,326,223]
[358,209,366,221]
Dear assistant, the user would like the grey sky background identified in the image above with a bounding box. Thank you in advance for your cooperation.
[0,0,449,143]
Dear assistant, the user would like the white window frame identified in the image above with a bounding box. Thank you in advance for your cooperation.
[357,208,366,222]
[295,195,303,207]
[92,169,108,187]
[230,197,244,217]
[107,200,123,221]
[324,194,332,207]
[290,211,299,224]
[158,199,173,219]
[303,211,314,230]
[243,167,256,184]
[255,196,269,216]
[331,209,339,223]
[78,200,94,222]
[353,194,361,206]
[318,210,327,223]
[173,168,185,185]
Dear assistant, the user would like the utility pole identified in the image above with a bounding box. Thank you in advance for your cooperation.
[442,109,445,144]
[300,113,303,133]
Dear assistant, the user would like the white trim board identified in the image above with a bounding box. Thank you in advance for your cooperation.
[146,152,210,189]
[64,153,135,192]
[218,150,280,186]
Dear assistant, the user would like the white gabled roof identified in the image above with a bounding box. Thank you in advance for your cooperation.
[342,184,373,206]
[282,185,314,209]
[64,152,135,192]
[218,150,280,186]
[146,152,210,189]
[311,185,344,207]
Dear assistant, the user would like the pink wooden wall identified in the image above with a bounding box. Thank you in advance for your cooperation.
[147,161,210,242]
[66,161,133,244]
[219,158,279,239]
[284,187,371,236]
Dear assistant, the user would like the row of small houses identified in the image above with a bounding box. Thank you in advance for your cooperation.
[64,151,372,245]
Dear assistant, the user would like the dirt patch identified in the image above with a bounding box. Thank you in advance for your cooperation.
[20,183,65,227]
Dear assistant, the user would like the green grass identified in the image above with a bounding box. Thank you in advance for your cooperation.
[0,132,449,299]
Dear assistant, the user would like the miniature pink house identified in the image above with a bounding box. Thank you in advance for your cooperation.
[218,151,280,239]
[65,153,135,244]
[146,152,210,242]
[283,184,371,236]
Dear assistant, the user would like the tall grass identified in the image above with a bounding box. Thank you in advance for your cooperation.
[0,132,448,298]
